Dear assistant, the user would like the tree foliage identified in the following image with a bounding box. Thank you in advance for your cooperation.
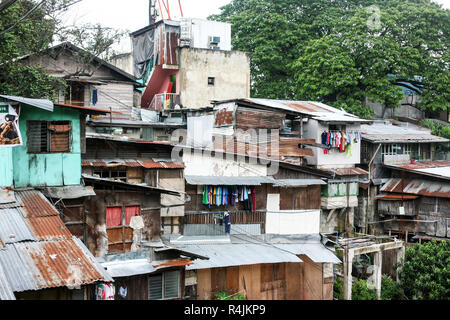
[0,0,126,99]
[211,0,450,118]
[398,240,450,300]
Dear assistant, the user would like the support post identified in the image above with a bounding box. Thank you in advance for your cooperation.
[374,251,382,300]
[396,245,405,283]
[343,248,354,300]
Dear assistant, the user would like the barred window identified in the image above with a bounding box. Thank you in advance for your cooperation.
[27,121,71,153]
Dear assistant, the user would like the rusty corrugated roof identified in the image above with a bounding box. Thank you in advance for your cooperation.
[26,216,72,241]
[82,159,185,169]
[15,190,59,218]
[384,161,450,180]
[320,167,369,176]
[0,189,112,293]
[380,178,450,198]
[375,194,419,200]
[0,237,112,292]
[153,258,194,269]
[236,98,371,123]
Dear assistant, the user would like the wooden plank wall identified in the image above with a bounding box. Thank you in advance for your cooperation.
[195,262,328,300]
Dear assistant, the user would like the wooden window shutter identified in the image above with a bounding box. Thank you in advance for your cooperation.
[49,121,71,152]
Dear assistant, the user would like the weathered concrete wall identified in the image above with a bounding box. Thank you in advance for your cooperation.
[179,48,250,109]
[109,52,134,75]
[12,105,81,187]
[85,190,161,257]
[366,98,424,120]
[182,150,267,177]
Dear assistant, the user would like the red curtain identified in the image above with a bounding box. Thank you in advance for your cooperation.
[106,207,122,227]
[125,206,140,226]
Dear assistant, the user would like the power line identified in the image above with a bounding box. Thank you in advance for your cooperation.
[0,0,46,36]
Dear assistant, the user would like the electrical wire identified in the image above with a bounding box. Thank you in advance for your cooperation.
[0,0,46,36]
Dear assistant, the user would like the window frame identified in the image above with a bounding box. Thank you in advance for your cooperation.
[27,120,72,154]
[148,270,180,300]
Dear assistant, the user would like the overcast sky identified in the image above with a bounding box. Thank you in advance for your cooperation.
[61,0,450,53]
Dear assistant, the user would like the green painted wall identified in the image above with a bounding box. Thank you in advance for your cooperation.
[0,148,13,187]
[12,105,81,187]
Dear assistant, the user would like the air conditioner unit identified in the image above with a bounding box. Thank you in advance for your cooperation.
[398,207,405,215]
[208,36,220,45]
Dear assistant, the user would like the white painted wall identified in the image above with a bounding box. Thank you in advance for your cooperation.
[182,150,267,177]
[302,119,361,167]
[266,210,321,235]
[188,18,232,51]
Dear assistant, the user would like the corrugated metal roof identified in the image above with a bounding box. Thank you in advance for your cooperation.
[0,208,35,244]
[54,102,115,115]
[101,258,156,278]
[40,185,96,199]
[0,263,15,300]
[272,179,326,187]
[0,187,15,205]
[82,159,185,169]
[185,175,274,186]
[15,190,60,218]
[0,189,113,293]
[26,216,72,241]
[238,98,371,123]
[178,243,303,270]
[0,237,112,292]
[375,194,419,200]
[320,167,369,176]
[82,174,182,196]
[380,178,450,198]
[271,244,341,264]
[384,161,450,180]
[0,95,54,112]
[361,122,449,143]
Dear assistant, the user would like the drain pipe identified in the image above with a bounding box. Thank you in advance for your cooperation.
[365,144,382,234]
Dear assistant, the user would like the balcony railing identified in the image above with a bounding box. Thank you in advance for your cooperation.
[148,93,180,111]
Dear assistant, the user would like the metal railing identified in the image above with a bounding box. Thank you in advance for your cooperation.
[148,93,180,111]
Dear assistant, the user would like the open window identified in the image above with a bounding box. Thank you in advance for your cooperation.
[27,121,71,153]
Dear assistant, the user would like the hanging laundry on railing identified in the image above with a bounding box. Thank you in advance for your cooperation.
[320,130,361,156]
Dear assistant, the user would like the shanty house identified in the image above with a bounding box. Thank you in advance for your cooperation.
[130,18,250,110]
[355,119,449,237]
[208,98,370,234]
[18,42,144,119]
[0,95,115,300]
[373,160,450,243]
[79,135,186,256]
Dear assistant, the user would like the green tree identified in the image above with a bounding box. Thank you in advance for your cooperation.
[0,0,126,99]
[398,240,450,300]
[211,0,450,118]
[351,279,377,300]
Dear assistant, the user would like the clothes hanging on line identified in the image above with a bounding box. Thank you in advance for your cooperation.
[201,185,256,208]
[321,130,361,156]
